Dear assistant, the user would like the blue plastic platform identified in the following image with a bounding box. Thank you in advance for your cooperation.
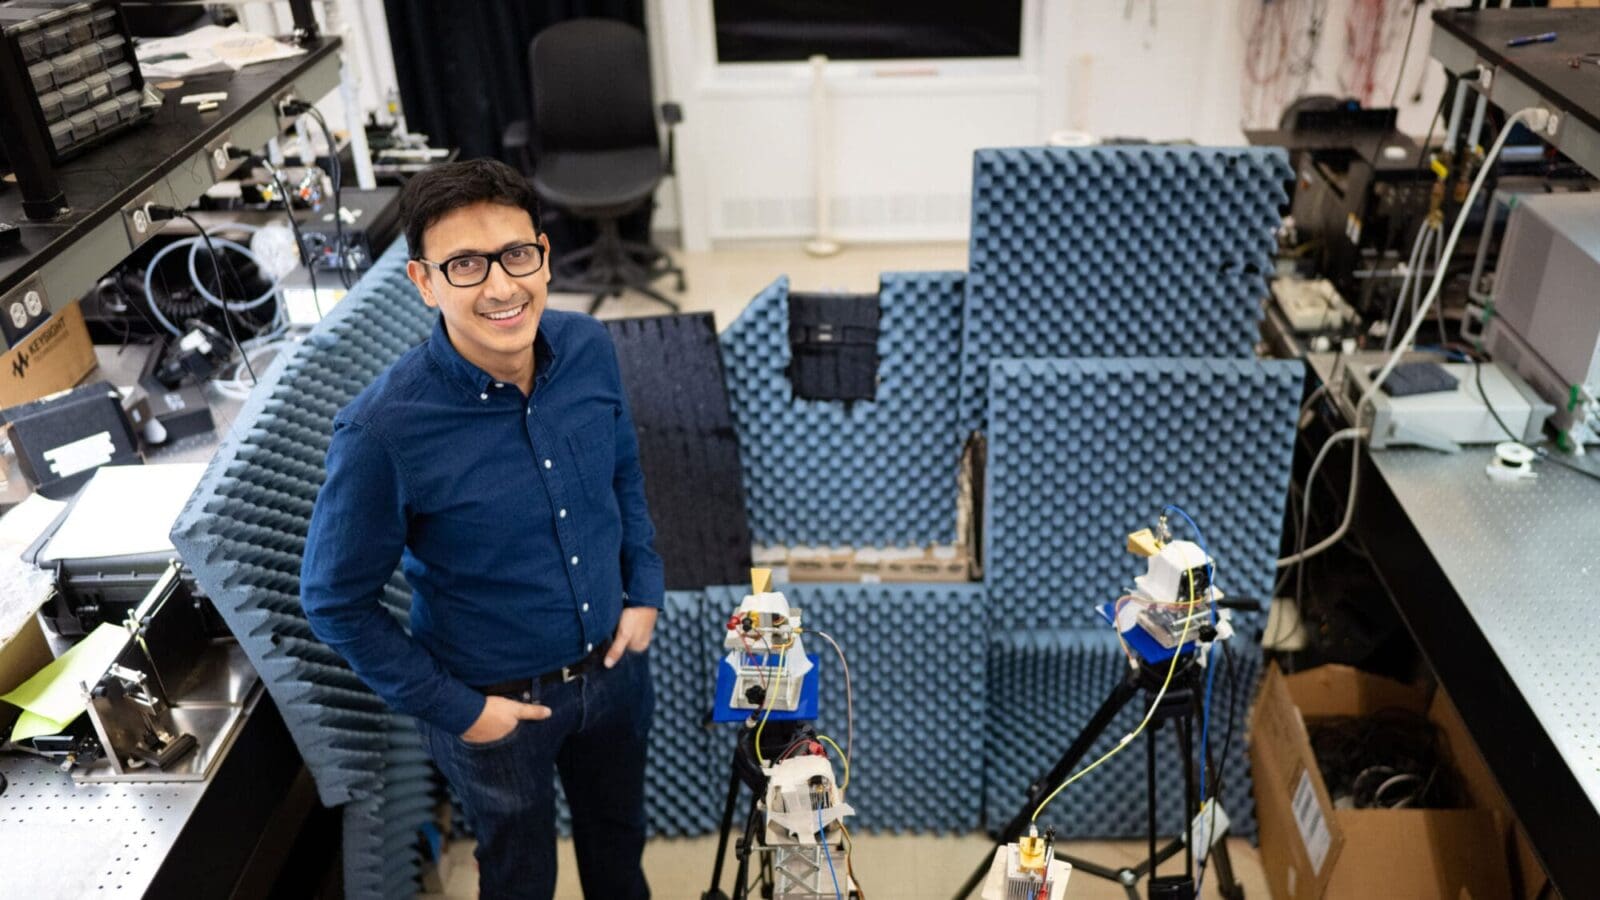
[711,652,821,723]
[1094,600,1209,665]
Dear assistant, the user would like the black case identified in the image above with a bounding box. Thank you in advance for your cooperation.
[4,380,142,498]
[787,291,881,403]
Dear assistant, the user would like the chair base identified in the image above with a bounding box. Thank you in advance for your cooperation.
[552,217,686,315]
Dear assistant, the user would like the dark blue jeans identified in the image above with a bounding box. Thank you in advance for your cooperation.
[420,650,654,900]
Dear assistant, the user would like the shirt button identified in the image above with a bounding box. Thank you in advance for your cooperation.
[582,602,590,612]
[494,382,504,388]
[479,392,488,401]
[586,642,594,653]
[570,555,579,566]
[558,508,567,518]
[544,459,552,469]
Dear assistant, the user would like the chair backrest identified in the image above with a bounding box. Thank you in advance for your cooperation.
[529,18,659,154]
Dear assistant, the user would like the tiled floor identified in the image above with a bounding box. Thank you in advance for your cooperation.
[422,832,1269,899]
[428,236,1269,900]
[544,239,970,331]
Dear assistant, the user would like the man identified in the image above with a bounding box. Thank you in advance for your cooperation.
[301,158,662,900]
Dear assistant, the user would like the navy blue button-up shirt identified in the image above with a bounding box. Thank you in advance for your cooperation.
[301,311,663,735]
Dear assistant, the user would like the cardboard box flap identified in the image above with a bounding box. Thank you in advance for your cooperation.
[0,616,52,736]
[1251,661,1348,897]
[1282,663,1430,719]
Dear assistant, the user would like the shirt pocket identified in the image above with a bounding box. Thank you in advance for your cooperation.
[567,407,616,501]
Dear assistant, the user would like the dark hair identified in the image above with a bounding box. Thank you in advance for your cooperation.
[399,158,542,259]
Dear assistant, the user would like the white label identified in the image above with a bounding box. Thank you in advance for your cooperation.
[1190,798,1231,863]
[1291,768,1332,875]
[42,431,115,479]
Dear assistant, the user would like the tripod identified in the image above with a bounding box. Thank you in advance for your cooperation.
[955,652,1244,900]
[703,717,854,900]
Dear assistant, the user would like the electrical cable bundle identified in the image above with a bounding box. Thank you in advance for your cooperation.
[1307,709,1456,810]
[1276,107,1550,575]
[303,105,353,289]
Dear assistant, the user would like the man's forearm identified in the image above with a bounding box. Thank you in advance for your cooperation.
[304,592,485,734]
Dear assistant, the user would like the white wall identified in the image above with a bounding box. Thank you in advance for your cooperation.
[651,0,1458,250]
[266,0,1459,249]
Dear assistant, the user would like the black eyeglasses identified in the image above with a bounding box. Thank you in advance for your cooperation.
[418,242,546,287]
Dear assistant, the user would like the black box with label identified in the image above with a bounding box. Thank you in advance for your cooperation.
[3,380,141,498]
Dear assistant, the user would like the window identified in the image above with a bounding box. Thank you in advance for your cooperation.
[713,0,1023,63]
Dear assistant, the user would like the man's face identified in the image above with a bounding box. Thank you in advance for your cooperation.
[406,201,550,371]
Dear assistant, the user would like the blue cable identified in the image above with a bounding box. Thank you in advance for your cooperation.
[819,805,843,900]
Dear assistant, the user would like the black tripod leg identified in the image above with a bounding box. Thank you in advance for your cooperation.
[1209,836,1246,900]
[952,672,1143,900]
[1180,715,1196,883]
[704,763,743,900]
[731,792,763,900]
[1146,718,1159,879]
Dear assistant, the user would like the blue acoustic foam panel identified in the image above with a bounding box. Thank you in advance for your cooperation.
[959,146,1293,434]
[168,243,441,897]
[643,588,727,836]
[342,721,438,900]
[719,272,967,548]
[705,582,988,833]
[983,358,1303,631]
[171,241,431,807]
[604,315,752,590]
[983,629,1263,841]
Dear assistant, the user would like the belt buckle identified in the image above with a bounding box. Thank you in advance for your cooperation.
[560,665,576,683]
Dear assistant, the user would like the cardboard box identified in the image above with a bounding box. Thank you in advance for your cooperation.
[0,301,95,409]
[0,615,51,738]
[1429,690,1549,900]
[786,547,858,582]
[785,545,974,583]
[872,546,972,582]
[1249,663,1513,900]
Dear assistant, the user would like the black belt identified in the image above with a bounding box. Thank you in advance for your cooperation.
[474,642,610,697]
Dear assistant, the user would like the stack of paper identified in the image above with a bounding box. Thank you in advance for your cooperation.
[136,25,305,79]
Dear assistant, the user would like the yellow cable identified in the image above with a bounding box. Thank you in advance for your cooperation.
[1031,575,1200,823]
[839,819,863,899]
[754,646,787,766]
[817,734,849,791]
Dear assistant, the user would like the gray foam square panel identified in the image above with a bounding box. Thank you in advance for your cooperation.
[960,146,1292,433]
[984,358,1303,629]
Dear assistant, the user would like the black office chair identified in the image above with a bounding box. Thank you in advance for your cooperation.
[503,19,685,314]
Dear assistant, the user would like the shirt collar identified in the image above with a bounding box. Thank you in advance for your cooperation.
[427,315,559,399]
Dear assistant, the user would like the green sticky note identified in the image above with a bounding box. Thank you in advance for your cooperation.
[9,709,74,742]
[2,622,128,741]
